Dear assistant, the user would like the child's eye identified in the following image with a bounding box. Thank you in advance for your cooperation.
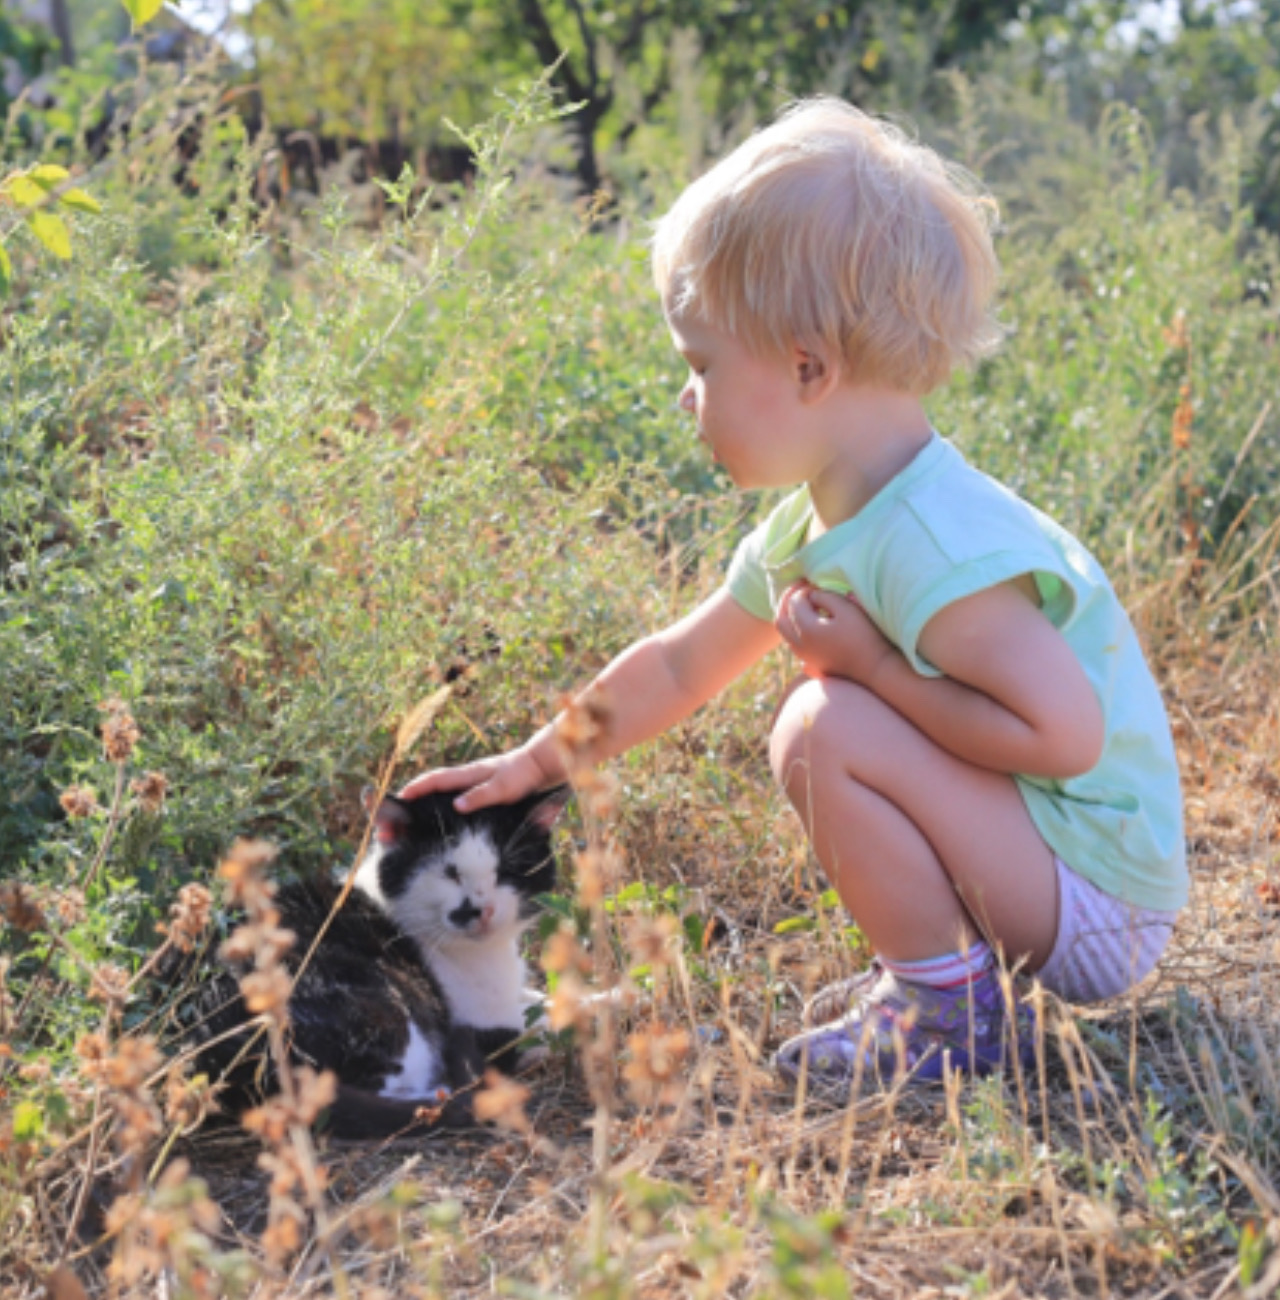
[444,864,460,883]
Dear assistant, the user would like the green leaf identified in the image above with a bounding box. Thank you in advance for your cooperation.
[26,210,71,260]
[13,1100,44,1140]
[2,174,47,209]
[772,916,816,934]
[1,165,99,214]
[0,242,10,295]
[58,189,101,215]
[120,0,167,27]
[28,163,70,188]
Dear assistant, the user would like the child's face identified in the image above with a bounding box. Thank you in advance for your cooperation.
[668,314,817,491]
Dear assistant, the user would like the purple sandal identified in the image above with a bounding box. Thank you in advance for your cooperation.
[776,964,1036,1090]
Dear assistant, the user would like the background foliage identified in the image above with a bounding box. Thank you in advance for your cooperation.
[1,2,1279,1294]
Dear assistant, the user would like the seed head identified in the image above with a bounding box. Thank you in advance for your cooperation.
[1172,382,1194,452]
[1162,309,1190,351]
[0,882,46,934]
[241,966,292,1018]
[114,1088,163,1154]
[473,1068,532,1134]
[259,1210,304,1267]
[59,785,99,820]
[89,963,131,1013]
[547,972,591,1033]
[622,1022,692,1107]
[164,1067,217,1130]
[541,925,592,977]
[627,914,680,971]
[298,1066,337,1122]
[157,882,213,953]
[554,687,614,771]
[76,1031,112,1083]
[130,771,169,814]
[107,1034,164,1090]
[573,846,621,907]
[18,1057,51,1083]
[101,699,141,763]
[53,887,87,927]
[217,839,278,911]
[242,1098,291,1147]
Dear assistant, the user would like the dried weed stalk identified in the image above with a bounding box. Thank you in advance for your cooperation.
[216,837,344,1282]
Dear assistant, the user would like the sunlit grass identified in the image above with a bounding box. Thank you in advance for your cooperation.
[2,58,1278,1299]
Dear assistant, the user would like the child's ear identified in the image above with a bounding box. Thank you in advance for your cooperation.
[793,347,839,403]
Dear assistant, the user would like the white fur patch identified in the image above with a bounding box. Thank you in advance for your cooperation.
[351,844,387,907]
[379,1022,443,1099]
[450,828,501,881]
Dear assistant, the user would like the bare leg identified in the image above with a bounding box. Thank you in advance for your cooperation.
[769,677,1059,969]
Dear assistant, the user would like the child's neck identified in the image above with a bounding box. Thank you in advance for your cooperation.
[806,387,933,539]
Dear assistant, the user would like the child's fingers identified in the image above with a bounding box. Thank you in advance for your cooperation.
[776,602,807,647]
[453,780,504,813]
[802,588,844,623]
[398,762,493,801]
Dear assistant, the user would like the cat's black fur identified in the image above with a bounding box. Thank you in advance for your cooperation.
[174,788,567,1139]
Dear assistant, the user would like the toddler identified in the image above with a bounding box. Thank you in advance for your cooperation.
[402,99,1187,1088]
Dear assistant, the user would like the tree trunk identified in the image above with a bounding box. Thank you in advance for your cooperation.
[17,0,75,67]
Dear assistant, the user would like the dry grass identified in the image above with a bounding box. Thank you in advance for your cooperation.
[4,608,1280,1299]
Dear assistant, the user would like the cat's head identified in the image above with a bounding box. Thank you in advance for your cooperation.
[358,788,569,948]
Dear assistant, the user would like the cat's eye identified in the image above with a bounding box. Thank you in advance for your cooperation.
[444,864,460,883]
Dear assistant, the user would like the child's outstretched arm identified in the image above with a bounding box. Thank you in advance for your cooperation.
[400,590,780,810]
[778,579,1104,779]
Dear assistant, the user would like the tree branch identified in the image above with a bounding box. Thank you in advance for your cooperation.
[515,0,589,104]
[564,0,601,97]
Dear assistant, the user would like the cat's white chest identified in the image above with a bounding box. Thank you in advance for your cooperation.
[430,938,526,1028]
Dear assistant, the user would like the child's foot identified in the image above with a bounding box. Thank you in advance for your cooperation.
[775,965,1035,1090]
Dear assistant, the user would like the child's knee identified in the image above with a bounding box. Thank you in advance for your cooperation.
[768,677,874,792]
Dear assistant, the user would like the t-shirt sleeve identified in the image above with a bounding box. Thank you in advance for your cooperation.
[726,524,775,622]
[885,550,1061,676]
[871,484,1079,677]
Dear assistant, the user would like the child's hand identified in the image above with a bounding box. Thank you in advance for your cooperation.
[775,582,896,686]
[398,746,553,814]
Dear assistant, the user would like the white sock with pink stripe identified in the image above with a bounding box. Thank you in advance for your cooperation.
[881,941,995,991]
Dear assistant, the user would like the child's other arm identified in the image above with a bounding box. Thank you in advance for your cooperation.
[400,589,780,810]
[779,580,1104,779]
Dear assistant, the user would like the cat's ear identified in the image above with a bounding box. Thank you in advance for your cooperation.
[370,794,413,845]
[521,785,572,831]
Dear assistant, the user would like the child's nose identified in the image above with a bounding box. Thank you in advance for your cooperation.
[678,384,696,414]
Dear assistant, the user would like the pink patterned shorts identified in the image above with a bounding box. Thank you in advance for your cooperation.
[1034,857,1178,1005]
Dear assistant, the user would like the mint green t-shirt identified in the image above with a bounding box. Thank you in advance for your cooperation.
[727,433,1187,913]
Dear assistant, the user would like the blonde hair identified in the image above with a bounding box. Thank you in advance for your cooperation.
[652,98,1001,394]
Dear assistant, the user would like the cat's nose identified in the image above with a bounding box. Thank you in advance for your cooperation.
[480,903,495,926]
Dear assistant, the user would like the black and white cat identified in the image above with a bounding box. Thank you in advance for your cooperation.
[178,787,567,1138]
